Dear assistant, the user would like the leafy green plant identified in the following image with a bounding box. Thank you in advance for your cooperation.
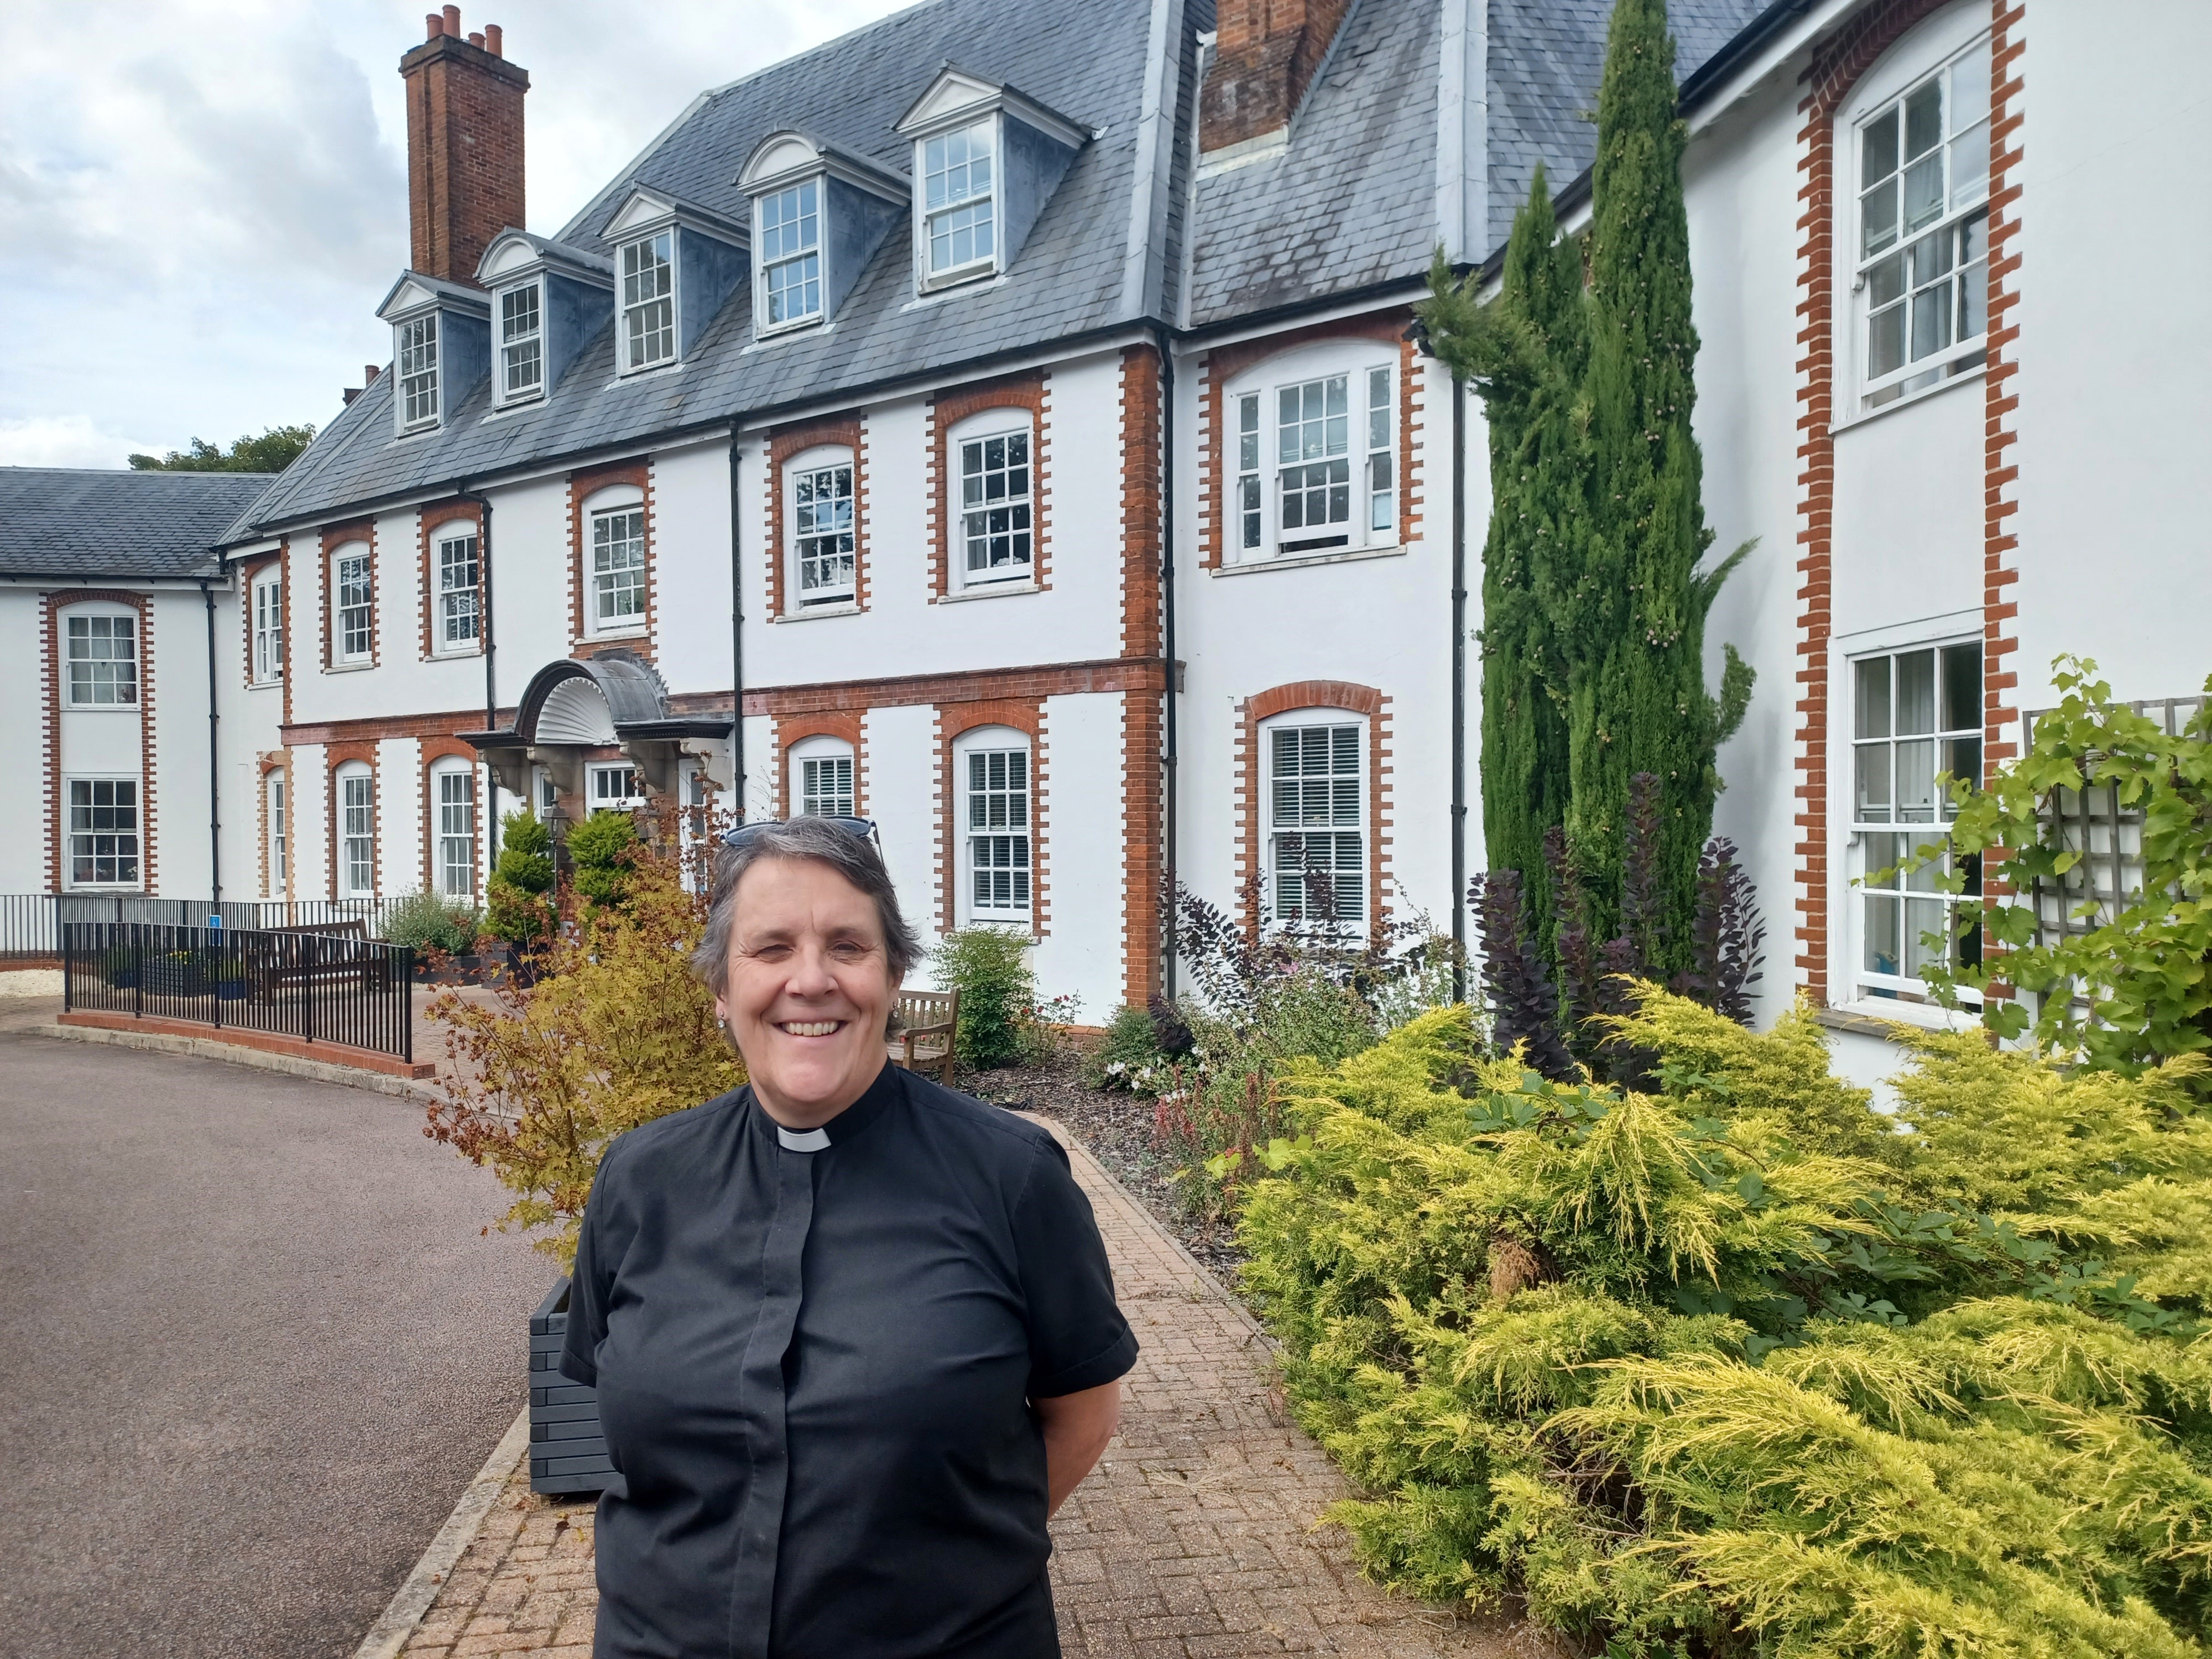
[1896,657,2212,1087]
[1237,988,2212,1654]
[486,809,556,949]
[931,928,1074,1071]
[426,837,742,1267]
[1083,1001,1171,1092]
[564,809,638,910]
[380,889,483,956]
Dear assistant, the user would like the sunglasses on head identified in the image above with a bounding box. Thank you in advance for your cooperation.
[721,816,879,849]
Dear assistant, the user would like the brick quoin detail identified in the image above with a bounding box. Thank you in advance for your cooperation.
[257,753,290,901]
[1791,0,1957,1004]
[936,698,1047,938]
[417,497,486,662]
[766,414,867,619]
[42,590,156,893]
[1981,0,2026,941]
[278,537,294,729]
[1119,346,1166,1005]
[567,457,655,661]
[926,369,1050,601]
[326,741,382,901]
[1233,681,1390,943]
[319,518,379,672]
[419,735,484,896]
[771,710,865,820]
[1198,310,1416,570]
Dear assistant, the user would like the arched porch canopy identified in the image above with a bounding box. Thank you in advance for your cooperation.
[462,649,732,816]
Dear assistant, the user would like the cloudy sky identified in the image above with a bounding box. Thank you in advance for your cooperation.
[0,0,911,469]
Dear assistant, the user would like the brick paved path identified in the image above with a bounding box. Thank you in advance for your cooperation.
[398,1123,1555,1658]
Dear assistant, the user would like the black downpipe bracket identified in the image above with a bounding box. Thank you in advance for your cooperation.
[202,577,222,905]
[727,432,747,820]
[1450,374,1469,1003]
[1155,330,1180,1001]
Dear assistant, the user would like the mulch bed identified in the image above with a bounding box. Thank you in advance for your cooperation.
[964,1058,1246,1283]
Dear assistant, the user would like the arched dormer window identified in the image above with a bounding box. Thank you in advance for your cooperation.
[893,67,1087,295]
[738,133,905,336]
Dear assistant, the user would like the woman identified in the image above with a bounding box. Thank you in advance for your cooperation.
[561,816,1136,1658]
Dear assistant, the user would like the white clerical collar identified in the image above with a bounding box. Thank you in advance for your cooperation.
[776,1125,832,1153]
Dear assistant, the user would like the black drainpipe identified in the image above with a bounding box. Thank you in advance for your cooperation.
[727,430,747,820]
[1450,373,1469,1003]
[1154,328,1180,1001]
[201,576,222,906]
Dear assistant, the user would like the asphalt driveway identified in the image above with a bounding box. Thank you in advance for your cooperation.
[0,1029,558,1659]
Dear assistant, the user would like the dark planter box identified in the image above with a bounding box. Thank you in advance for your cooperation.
[530,1277,620,1497]
[415,953,489,987]
[145,957,210,998]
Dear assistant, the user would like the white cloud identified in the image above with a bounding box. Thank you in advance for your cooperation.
[0,0,914,469]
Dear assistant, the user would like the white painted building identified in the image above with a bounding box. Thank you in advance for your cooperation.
[3,0,2204,1067]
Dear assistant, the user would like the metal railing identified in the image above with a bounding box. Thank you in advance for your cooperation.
[3,896,403,962]
[60,921,414,1062]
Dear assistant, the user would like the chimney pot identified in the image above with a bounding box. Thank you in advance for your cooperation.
[425,12,442,36]
[442,6,462,38]
[364,364,381,383]
[484,23,502,55]
[468,30,484,47]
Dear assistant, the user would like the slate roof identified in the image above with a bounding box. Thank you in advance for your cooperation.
[0,468,277,580]
[231,0,1780,538]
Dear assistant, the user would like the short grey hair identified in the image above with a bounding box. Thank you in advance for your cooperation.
[690,817,921,994]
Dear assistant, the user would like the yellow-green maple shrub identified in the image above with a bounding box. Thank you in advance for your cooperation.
[1238,993,2212,1656]
[426,837,743,1266]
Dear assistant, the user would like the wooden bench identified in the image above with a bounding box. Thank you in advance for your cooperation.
[890,988,959,1087]
[247,922,387,998]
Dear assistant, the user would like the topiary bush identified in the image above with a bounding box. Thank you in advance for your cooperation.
[565,808,639,910]
[486,808,556,949]
[1236,987,2212,1656]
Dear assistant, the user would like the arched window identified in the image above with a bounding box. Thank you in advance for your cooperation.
[948,409,1035,591]
[581,484,648,635]
[789,733,855,817]
[1223,343,1396,564]
[430,759,477,898]
[1260,711,1365,925]
[428,519,481,654]
[954,725,1031,922]
[1844,8,1991,411]
[785,446,857,608]
[335,761,377,898]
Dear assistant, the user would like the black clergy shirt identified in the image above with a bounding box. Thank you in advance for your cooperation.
[561,1060,1138,1659]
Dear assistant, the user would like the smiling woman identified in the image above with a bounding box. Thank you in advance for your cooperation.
[562,815,1136,1658]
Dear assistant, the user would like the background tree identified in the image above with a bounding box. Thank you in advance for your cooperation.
[128,424,315,473]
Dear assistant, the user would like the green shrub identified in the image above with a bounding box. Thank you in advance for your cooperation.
[1084,1002,1173,1092]
[486,810,556,948]
[565,810,638,910]
[380,890,483,955]
[932,928,1073,1071]
[1235,985,2212,1654]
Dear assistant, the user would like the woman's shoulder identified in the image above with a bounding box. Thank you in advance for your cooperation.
[598,1088,750,1185]
[895,1070,1062,1166]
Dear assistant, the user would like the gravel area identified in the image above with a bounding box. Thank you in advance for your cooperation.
[964,1057,1248,1281]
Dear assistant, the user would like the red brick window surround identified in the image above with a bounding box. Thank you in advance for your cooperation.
[567,458,655,660]
[926,370,1051,601]
[765,414,867,619]
[239,554,283,689]
[1199,312,1419,571]
[321,519,379,672]
[1791,0,2007,1007]
[1234,681,1391,941]
[774,711,865,821]
[935,700,1047,937]
[327,743,382,901]
[418,498,486,662]
[42,590,156,894]
[258,754,292,902]
[421,739,483,899]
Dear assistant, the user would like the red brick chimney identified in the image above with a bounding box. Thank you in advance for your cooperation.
[1201,0,1354,154]
[399,11,528,287]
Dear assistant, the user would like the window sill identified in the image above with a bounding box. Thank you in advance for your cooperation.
[747,318,832,351]
[937,579,1039,604]
[612,360,682,384]
[773,602,861,622]
[327,660,376,674]
[248,678,283,691]
[585,627,650,642]
[60,703,140,713]
[430,646,486,661]
[1820,999,1981,1036]
[1214,542,1406,578]
[902,270,1008,311]
[1830,361,1984,437]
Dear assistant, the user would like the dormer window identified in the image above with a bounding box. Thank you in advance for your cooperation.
[923,121,995,279]
[738,133,905,336]
[894,67,1086,296]
[499,284,542,398]
[398,314,440,429]
[761,183,821,326]
[622,231,676,371]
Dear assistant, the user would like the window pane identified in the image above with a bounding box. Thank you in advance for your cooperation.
[1863,893,1900,977]
[1904,79,1943,161]
[1861,178,1898,257]
[1895,650,1936,734]
[1903,896,1949,978]
[1950,40,1991,132]
[1868,301,1905,379]
[1941,641,1980,733]
[1862,107,1900,185]
[1854,656,1892,738]
[1855,742,1893,823]
[1943,738,1981,811]
[1902,152,1944,233]
[1948,124,1989,209]
[1911,284,1952,361]
[1895,738,1937,822]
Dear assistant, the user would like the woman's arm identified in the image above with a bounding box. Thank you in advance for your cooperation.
[1035,1380,1120,1516]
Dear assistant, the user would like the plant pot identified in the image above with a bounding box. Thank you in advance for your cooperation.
[528,1277,620,1497]
[145,959,207,998]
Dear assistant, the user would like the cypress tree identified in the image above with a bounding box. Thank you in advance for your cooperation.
[1563,0,1751,973]
[1418,168,1587,953]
